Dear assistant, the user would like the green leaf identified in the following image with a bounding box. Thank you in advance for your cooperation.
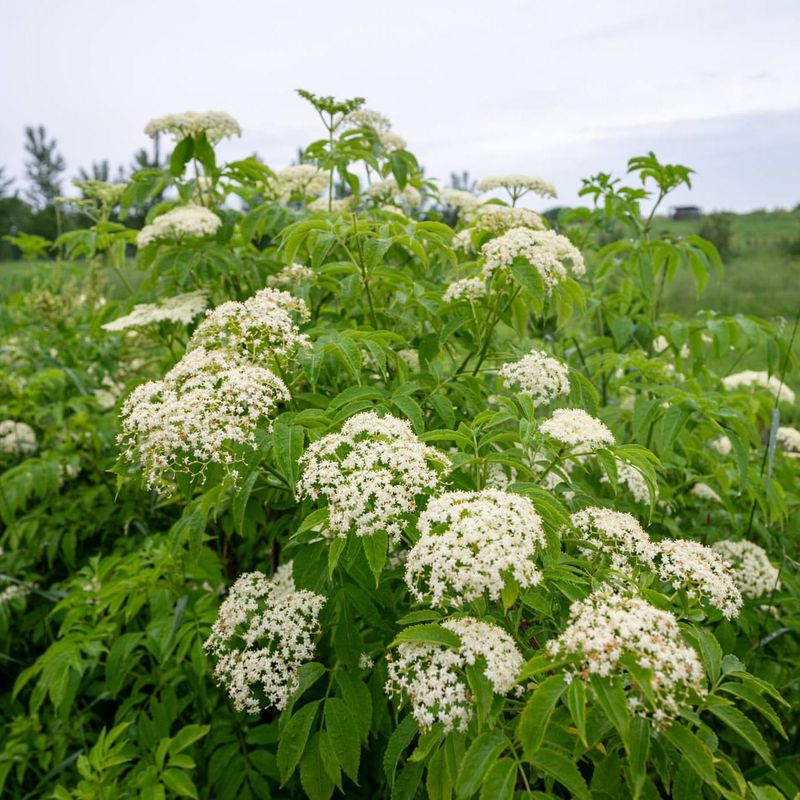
[705,700,773,766]
[325,697,361,782]
[278,701,320,784]
[455,729,506,799]
[169,725,210,755]
[299,732,335,800]
[362,531,388,586]
[383,716,418,785]
[272,422,304,490]
[565,677,587,746]
[626,716,650,800]
[392,623,461,649]
[465,663,493,730]
[518,675,567,759]
[479,758,516,800]
[530,748,590,800]
[169,137,194,177]
[335,671,372,742]
[589,676,630,741]
[161,769,198,799]
[661,723,716,786]
[426,747,452,800]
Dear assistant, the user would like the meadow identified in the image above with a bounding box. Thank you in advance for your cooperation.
[1,97,799,800]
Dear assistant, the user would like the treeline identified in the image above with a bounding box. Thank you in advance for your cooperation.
[0,125,163,260]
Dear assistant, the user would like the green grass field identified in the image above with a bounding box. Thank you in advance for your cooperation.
[657,209,800,318]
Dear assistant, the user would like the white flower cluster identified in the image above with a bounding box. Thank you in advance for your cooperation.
[477,175,557,199]
[144,111,242,142]
[190,288,309,361]
[777,426,800,456]
[102,291,208,332]
[440,188,481,210]
[599,459,651,504]
[365,177,421,207]
[0,582,33,605]
[0,420,38,456]
[345,108,392,132]
[204,563,325,713]
[405,489,545,607]
[655,539,742,619]
[473,205,545,233]
[570,507,657,573]
[137,206,221,248]
[452,228,475,252]
[691,482,722,503]
[547,588,705,722]
[540,408,614,450]
[378,131,407,152]
[272,165,330,200]
[442,277,486,303]
[297,412,449,539]
[396,348,420,372]
[722,370,796,405]
[481,228,586,290]
[386,617,522,731]
[711,435,732,456]
[307,196,355,213]
[500,349,570,406]
[267,263,315,289]
[711,540,780,599]
[119,347,290,489]
[73,179,127,207]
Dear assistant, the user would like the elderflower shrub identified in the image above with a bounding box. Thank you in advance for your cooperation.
[722,369,796,405]
[272,164,331,200]
[365,176,422,207]
[547,588,706,723]
[137,205,221,248]
[405,489,545,607]
[144,110,242,142]
[655,539,743,619]
[777,425,800,456]
[439,187,481,210]
[476,174,557,200]
[499,348,570,405]
[711,540,781,599]
[3,97,798,800]
[0,420,38,456]
[119,347,290,489]
[442,276,486,302]
[267,262,315,288]
[189,288,310,361]
[296,411,449,539]
[600,458,652,503]
[539,407,615,450]
[472,204,545,232]
[386,617,523,732]
[569,506,657,573]
[481,227,586,289]
[101,291,208,331]
[204,563,325,713]
[692,481,722,502]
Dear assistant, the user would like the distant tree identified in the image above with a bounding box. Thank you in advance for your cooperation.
[24,125,66,209]
[698,212,734,258]
[77,159,126,184]
[449,170,477,193]
[129,133,163,174]
[0,166,14,198]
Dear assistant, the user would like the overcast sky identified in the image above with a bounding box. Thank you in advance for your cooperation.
[2,0,799,212]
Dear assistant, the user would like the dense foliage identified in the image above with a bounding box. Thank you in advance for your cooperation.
[1,93,799,800]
